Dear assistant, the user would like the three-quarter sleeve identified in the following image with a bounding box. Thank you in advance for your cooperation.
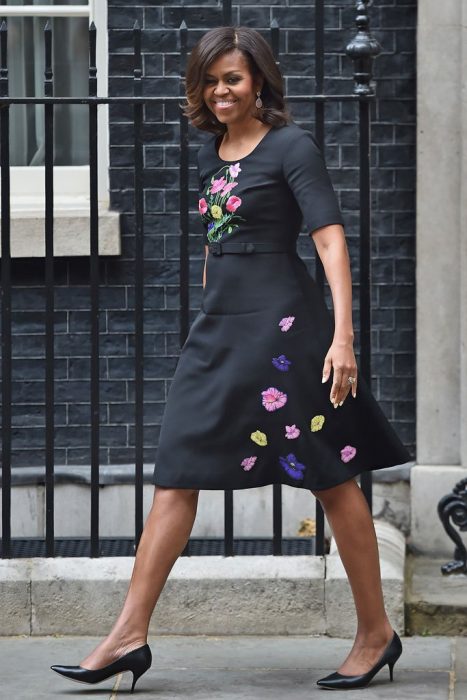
[282,128,344,235]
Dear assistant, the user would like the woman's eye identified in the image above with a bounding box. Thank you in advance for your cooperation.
[205,78,239,84]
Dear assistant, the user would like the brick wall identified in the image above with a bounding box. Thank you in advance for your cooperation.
[6,0,416,467]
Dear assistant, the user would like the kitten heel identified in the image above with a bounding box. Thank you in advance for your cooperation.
[316,630,403,690]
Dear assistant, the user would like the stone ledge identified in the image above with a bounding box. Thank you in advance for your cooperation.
[1,555,326,637]
[405,553,467,636]
[0,522,406,637]
[0,208,121,257]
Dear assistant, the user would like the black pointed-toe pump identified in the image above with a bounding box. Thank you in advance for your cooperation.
[51,643,152,693]
[316,629,402,690]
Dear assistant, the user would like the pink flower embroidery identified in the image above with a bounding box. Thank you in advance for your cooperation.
[226,195,242,212]
[261,386,288,412]
[229,162,241,178]
[221,181,238,196]
[202,163,246,242]
[279,316,295,332]
[285,424,300,439]
[241,456,257,471]
[210,176,227,194]
[340,445,357,462]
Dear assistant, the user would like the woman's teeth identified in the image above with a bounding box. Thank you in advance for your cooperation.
[215,100,236,109]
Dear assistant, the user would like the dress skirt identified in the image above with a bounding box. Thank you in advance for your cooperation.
[152,247,412,491]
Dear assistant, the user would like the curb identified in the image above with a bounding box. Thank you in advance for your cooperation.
[0,520,405,637]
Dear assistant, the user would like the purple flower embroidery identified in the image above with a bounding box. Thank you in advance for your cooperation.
[241,456,257,471]
[340,445,357,462]
[261,386,288,412]
[279,453,306,480]
[285,424,300,439]
[272,354,292,372]
[279,316,295,332]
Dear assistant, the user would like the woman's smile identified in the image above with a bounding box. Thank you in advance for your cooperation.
[213,99,237,110]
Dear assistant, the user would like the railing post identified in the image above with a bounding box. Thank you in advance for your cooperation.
[178,19,193,557]
[133,20,144,549]
[44,19,55,557]
[269,19,283,557]
[345,0,382,97]
[178,19,189,349]
[88,20,100,557]
[0,19,11,559]
[222,0,232,27]
[346,1,382,510]
[313,0,327,556]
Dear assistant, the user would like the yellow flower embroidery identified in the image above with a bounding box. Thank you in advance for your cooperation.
[250,430,268,446]
[210,204,223,219]
[310,414,325,432]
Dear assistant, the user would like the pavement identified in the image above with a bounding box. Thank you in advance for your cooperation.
[1,634,465,699]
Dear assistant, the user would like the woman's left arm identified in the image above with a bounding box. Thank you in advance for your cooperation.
[310,223,358,407]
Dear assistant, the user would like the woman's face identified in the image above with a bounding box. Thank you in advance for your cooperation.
[203,49,262,126]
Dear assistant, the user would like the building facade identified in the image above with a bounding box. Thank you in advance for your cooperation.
[3,1,464,556]
[4,0,416,465]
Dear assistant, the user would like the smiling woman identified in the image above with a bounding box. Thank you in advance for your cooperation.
[180,25,292,135]
[50,24,410,697]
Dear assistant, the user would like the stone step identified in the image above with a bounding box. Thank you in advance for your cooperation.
[0,519,405,637]
[404,553,467,635]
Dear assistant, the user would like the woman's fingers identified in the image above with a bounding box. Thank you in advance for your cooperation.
[330,368,357,406]
[330,367,343,406]
[322,355,332,384]
[323,349,358,406]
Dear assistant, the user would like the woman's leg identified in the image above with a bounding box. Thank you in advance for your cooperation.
[79,486,200,670]
[311,477,395,675]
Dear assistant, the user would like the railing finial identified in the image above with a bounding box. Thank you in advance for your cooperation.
[345,0,382,96]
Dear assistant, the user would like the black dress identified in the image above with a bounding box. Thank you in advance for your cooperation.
[152,122,411,491]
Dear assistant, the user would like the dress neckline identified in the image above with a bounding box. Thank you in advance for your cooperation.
[214,126,275,163]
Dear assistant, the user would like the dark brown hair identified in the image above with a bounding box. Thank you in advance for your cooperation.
[180,26,293,135]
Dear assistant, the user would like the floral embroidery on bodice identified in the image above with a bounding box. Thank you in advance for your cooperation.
[198,161,246,243]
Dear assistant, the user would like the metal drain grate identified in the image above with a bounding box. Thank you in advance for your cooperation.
[2,537,317,558]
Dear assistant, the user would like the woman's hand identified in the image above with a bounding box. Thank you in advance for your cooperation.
[322,338,358,407]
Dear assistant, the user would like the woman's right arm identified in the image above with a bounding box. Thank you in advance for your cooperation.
[203,245,208,288]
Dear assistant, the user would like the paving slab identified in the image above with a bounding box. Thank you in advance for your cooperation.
[0,634,460,700]
[455,637,467,680]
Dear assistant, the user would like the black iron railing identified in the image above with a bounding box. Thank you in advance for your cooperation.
[0,0,380,559]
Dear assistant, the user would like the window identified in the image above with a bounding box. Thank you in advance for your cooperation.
[1,0,110,207]
[0,1,119,256]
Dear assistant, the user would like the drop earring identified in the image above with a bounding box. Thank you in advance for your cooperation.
[255,91,263,109]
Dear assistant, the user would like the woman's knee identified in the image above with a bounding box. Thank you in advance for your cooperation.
[311,477,357,504]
